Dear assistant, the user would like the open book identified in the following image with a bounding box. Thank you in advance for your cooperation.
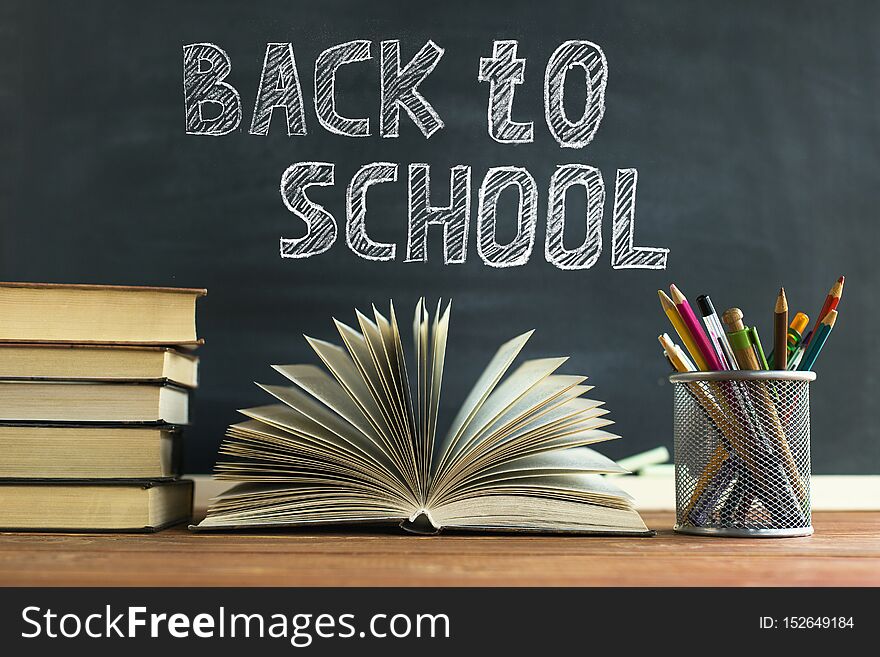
[196,300,649,535]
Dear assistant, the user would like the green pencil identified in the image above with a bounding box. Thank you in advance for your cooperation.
[798,310,838,371]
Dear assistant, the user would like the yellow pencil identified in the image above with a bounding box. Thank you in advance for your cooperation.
[659,333,737,515]
[658,290,709,371]
[658,333,695,372]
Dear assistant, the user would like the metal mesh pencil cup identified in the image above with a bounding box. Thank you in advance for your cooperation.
[670,371,815,537]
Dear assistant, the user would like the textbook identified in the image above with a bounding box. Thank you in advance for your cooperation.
[197,299,649,535]
[0,282,205,345]
[0,344,198,388]
[0,424,180,479]
[0,381,189,424]
[0,480,193,531]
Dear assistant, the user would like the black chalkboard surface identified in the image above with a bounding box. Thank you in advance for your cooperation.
[2,0,878,473]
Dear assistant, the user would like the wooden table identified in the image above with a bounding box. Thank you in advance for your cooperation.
[0,511,878,586]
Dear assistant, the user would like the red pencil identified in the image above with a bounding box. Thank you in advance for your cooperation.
[804,276,844,348]
[669,284,724,371]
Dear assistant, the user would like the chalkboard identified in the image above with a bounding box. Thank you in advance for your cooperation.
[2,0,878,473]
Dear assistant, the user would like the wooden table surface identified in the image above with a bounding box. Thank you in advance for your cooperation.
[1,511,878,586]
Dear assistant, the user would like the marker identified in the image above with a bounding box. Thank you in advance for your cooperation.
[670,284,724,370]
[787,312,809,359]
[658,290,708,371]
[804,276,844,348]
[721,307,762,370]
[798,310,838,371]
[696,294,736,370]
[773,287,788,370]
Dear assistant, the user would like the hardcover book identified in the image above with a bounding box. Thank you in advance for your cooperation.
[0,344,198,388]
[197,299,649,535]
[0,381,189,424]
[0,480,193,532]
[0,424,180,479]
[0,282,205,345]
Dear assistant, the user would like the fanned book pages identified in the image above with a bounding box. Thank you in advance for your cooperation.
[196,300,650,535]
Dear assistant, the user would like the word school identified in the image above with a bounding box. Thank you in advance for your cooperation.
[182,39,669,270]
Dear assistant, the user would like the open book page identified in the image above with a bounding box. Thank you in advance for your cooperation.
[439,447,626,501]
[334,319,415,484]
[440,357,569,473]
[374,304,414,438]
[431,330,533,479]
[245,391,384,463]
[219,420,406,496]
[430,477,647,534]
[429,473,646,533]
[473,375,587,449]
[233,403,412,499]
[429,370,616,504]
[426,301,450,488]
[198,482,414,529]
[304,336,396,453]
[223,418,380,473]
[387,301,420,490]
[468,419,617,472]
[270,364,384,447]
[412,299,429,484]
[359,307,420,495]
[356,310,410,446]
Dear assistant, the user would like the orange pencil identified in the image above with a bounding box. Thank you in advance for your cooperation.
[804,276,844,348]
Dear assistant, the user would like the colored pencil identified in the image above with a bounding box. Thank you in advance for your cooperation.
[798,310,838,371]
[804,276,844,348]
[658,290,709,371]
[659,333,695,372]
[774,287,788,370]
[669,284,724,370]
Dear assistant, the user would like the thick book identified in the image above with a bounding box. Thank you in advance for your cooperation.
[196,299,649,535]
[0,381,189,424]
[0,424,180,479]
[0,480,193,531]
[0,281,206,345]
[0,344,198,388]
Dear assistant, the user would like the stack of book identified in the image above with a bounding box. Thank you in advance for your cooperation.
[0,282,205,532]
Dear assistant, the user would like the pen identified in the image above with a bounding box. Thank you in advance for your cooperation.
[720,308,761,370]
[696,294,736,370]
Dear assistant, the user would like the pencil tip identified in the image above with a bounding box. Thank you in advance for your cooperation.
[776,288,788,312]
[669,283,685,303]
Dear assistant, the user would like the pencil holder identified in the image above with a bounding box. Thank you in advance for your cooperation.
[670,371,815,537]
